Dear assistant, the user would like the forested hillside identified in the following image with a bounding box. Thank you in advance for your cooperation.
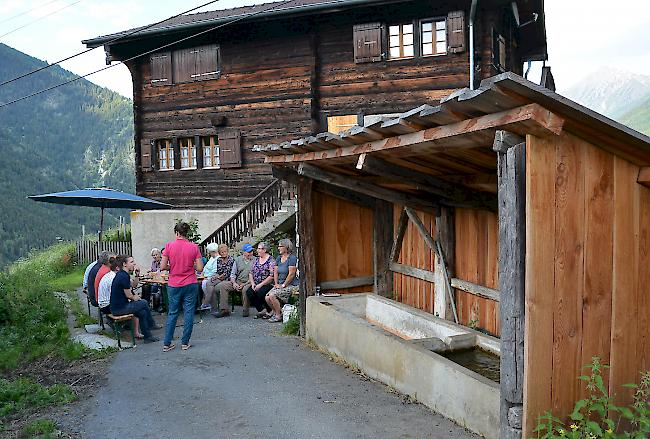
[0,43,134,267]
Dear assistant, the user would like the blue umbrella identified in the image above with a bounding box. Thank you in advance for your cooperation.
[28,187,173,241]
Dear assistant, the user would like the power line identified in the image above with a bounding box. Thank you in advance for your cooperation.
[0,0,63,26]
[0,0,296,109]
[0,0,223,88]
[0,0,85,40]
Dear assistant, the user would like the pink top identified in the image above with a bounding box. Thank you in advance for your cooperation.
[163,237,202,287]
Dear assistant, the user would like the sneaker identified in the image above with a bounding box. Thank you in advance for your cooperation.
[143,336,160,343]
[212,310,231,318]
[199,304,212,311]
[162,343,176,352]
[242,308,249,317]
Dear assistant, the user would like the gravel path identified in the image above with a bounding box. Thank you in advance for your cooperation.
[80,308,481,439]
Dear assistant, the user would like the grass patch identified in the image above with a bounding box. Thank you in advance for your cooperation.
[47,267,84,292]
[0,378,76,419]
[0,243,84,370]
[20,419,57,438]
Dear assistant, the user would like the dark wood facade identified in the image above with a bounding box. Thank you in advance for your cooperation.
[88,0,545,209]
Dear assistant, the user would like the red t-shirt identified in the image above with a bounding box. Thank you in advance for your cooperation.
[163,238,202,287]
[94,265,111,301]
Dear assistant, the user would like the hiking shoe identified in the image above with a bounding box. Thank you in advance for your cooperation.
[242,308,249,317]
[143,336,160,343]
[212,310,231,318]
[199,304,212,311]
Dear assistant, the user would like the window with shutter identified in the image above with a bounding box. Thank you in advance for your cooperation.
[172,48,195,83]
[156,140,174,171]
[446,10,466,53]
[353,23,383,63]
[218,130,242,169]
[193,44,220,80]
[141,140,152,171]
[421,19,447,56]
[201,136,220,168]
[150,52,171,86]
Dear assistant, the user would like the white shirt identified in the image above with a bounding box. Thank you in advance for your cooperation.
[98,270,117,309]
[83,260,98,289]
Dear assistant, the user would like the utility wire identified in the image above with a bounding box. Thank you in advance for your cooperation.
[0,0,85,40]
[0,0,295,109]
[0,0,222,88]
[0,0,62,26]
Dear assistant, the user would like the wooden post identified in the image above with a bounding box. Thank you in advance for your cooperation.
[297,177,316,337]
[494,130,526,439]
[373,199,393,297]
[434,206,455,320]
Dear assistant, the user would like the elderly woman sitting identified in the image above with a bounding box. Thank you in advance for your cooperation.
[142,248,163,311]
[265,238,299,323]
[200,243,235,317]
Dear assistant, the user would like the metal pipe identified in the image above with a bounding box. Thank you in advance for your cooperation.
[469,0,478,90]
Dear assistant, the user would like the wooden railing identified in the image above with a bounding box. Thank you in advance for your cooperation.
[200,179,295,249]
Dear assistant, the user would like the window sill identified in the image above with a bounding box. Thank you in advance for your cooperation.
[422,52,447,58]
[158,168,175,172]
[180,167,197,171]
[202,166,222,170]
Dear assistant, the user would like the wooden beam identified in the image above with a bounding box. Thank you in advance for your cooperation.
[265,104,564,164]
[319,276,374,290]
[374,199,394,297]
[450,278,500,302]
[496,135,527,439]
[390,208,408,262]
[405,207,437,251]
[435,207,456,320]
[297,163,440,214]
[638,167,650,188]
[297,177,316,337]
[390,262,436,283]
[357,154,497,211]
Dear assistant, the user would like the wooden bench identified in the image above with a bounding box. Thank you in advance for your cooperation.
[107,314,136,349]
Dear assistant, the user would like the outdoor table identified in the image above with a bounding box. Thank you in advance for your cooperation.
[139,275,205,313]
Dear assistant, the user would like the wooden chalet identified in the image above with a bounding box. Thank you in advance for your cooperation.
[255,73,650,438]
[83,0,547,216]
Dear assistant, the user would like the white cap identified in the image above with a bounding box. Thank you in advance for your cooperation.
[206,243,219,252]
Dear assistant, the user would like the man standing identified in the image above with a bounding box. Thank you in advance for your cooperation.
[217,243,255,317]
[161,222,204,351]
[110,255,160,343]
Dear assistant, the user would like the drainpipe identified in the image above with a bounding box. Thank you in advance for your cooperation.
[469,0,478,90]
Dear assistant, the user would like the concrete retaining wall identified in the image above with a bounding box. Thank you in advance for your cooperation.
[306,294,500,439]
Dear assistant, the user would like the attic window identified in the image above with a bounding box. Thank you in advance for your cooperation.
[151,44,220,86]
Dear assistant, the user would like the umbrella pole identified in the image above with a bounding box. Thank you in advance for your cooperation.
[99,206,104,248]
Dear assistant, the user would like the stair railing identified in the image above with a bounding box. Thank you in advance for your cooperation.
[200,179,294,250]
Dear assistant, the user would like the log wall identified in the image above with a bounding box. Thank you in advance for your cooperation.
[523,132,650,436]
[118,0,521,209]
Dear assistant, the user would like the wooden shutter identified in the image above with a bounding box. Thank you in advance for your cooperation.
[447,11,466,53]
[194,44,220,81]
[172,48,196,83]
[353,23,383,63]
[141,140,153,171]
[219,130,242,168]
[150,51,172,86]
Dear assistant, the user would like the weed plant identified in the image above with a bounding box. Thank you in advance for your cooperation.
[0,243,84,370]
[21,419,57,437]
[0,378,76,419]
[533,357,649,438]
[281,307,299,335]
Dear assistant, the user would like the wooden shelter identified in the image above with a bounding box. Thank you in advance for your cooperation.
[255,72,650,438]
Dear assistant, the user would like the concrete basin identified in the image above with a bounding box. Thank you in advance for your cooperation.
[306,293,500,439]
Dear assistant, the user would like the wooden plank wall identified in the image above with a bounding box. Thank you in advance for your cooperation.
[392,206,436,313]
[523,132,650,436]
[454,208,500,335]
[312,191,373,293]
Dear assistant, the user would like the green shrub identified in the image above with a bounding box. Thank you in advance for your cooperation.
[0,243,84,370]
[281,306,299,335]
[533,357,649,438]
[0,378,76,419]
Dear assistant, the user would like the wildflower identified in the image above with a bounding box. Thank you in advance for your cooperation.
[558,429,564,434]
[606,428,613,434]
[570,424,578,431]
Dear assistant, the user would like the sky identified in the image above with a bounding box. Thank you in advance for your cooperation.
[1,0,650,99]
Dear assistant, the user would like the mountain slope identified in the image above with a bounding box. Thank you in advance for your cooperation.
[564,67,650,119]
[620,96,650,136]
[0,43,135,267]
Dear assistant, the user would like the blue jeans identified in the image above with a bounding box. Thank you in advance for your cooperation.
[112,300,156,339]
[164,283,198,346]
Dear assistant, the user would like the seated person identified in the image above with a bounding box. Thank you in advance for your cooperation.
[142,247,163,311]
[218,243,255,317]
[110,255,160,343]
[87,251,110,308]
[245,242,276,319]
[265,239,299,323]
[200,244,235,317]
[94,252,116,304]
[98,256,143,338]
